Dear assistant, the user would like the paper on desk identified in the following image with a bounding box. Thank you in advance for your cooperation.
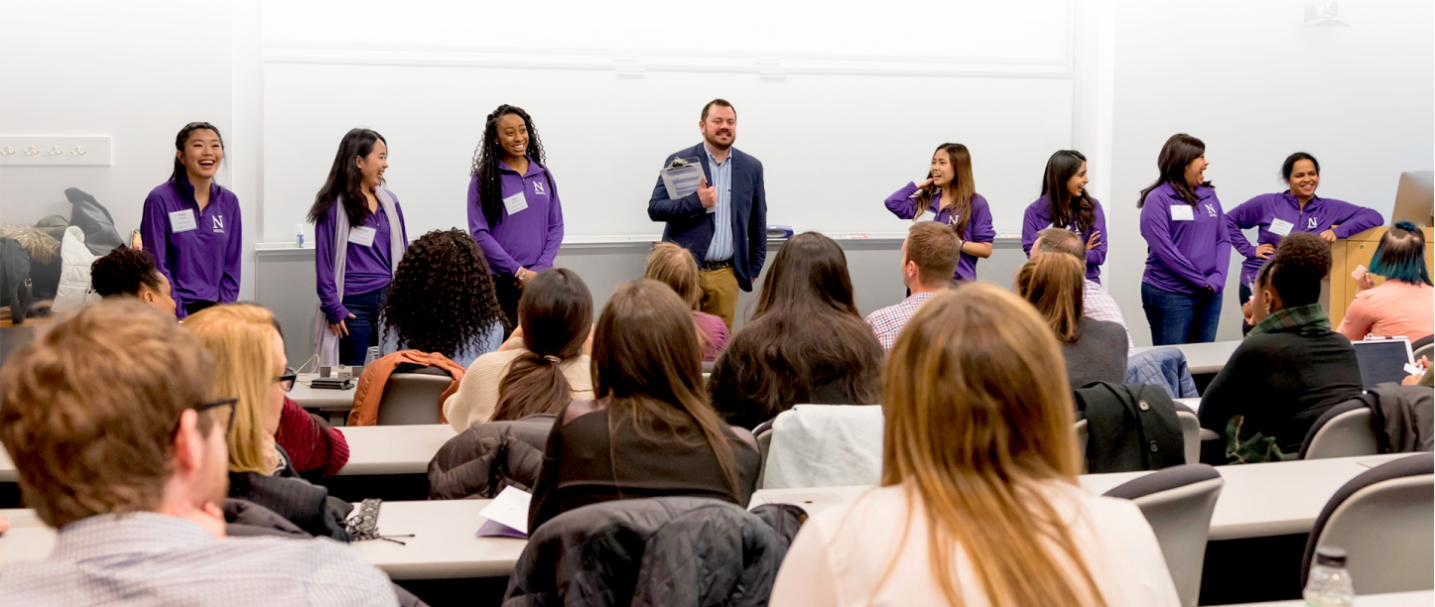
[477,486,532,538]
[660,158,706,201]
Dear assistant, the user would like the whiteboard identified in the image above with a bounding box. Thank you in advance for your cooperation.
[259,0,1075,242]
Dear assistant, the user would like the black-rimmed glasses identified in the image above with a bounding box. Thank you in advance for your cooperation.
[278,369,297,393]
[191,397,239,433]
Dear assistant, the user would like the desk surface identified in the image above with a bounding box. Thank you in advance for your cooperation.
[290,373,357,411]
[1130,340,1241,375]
[0,500,527,581]
[336,424,456,476]
[1232,590,1432,606]
[751,452,1422,541]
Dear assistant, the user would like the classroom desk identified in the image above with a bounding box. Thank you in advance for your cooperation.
[1130,340,1241,376]
[0,500,530,581]
[1232,590,1433,606]
[749,452,1421,541]
[290,373,357,412]
[1175,397,1201,414]
[335,424,456,476]
[350,499,528,580]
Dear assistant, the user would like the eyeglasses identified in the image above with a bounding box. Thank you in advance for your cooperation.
[277,369,297,393]
[190,397,238,434]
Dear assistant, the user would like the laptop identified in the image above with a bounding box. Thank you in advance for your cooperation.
[1351,337,1415,389]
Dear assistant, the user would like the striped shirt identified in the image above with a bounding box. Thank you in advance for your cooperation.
[704,145,734,262]
[865,291,936,349]
[0,513,398,606]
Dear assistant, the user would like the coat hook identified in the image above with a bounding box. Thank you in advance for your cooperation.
[71,146,86,155]
[47,146,64,156]
[0,146,14,156]
[24,146,39,156]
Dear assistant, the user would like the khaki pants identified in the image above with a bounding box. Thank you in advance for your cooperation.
[698,266,739,330]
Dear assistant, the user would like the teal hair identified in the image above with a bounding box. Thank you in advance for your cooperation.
[1368,221,1431,286]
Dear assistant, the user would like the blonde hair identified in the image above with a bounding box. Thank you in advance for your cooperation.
[184,304,280,475]
[1014,252,1086,344]
[645,242,701,310]
[878,284,1105,606]
[644,242,712,352]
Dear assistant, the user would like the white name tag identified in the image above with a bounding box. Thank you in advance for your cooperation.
[1170,205,1195,222]
[169,209,198,233]
[348,226,377,247]
[503,191,528,215]
[1268,218,1294,237]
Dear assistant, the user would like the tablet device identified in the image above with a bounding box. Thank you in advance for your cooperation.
[1351,337,1414,389]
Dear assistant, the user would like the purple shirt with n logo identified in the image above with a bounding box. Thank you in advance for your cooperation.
[139,176,242,317]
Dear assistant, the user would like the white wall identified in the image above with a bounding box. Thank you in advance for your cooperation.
[1105,0,1435,345]
[0,1,255,298]
[1,1,1430,332]
[257,0,1076,243]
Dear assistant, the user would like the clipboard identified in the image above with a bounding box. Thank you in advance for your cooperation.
[660,157,707,200]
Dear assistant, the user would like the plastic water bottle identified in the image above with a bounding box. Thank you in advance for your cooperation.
[1303,547,1355,606]
[296,223,306,248]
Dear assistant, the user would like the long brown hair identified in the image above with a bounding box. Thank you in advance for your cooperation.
[643,242,712,351]
[752,232,859,320]
[492,269,592,422]
[1138,133,1212,208]
[879,284,1105,606]
[914,143,977,238]
[1014,252,1086,344]
[591,279,741,495]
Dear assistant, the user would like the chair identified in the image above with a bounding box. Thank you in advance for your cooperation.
[753,419,774,488]
[1104,464,1224,607]
[1299,400,1379,460]
[1301,454,1434,595]
[1074,418,1088,455]
[1413,339,1433,364]
[762,405,883,489]
[1172,402,1202,465]
[375,364,453,425]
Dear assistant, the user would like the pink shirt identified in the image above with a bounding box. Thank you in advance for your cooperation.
[1337,280,1435,341]
[694,311,730,361]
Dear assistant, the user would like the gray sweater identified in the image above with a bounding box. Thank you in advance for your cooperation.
[1062,317,1129,390]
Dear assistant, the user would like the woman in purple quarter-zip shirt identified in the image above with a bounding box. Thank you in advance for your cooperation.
[1138,133,1231,346]
[308,128,409,366]
[883,143,994,282]
[139,122,242,318]
[1226,152,1383,305]
[468,104,565,339]
[1021,150,1108,283]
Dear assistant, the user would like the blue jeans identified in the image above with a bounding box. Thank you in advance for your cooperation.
[340,286,387,366]
[1141,282,1222,346]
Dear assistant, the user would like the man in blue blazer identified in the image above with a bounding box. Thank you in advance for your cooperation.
[648,99,767,330]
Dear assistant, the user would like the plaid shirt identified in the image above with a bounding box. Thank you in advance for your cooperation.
[866,291,936,349]
[1250,303,1331,336]
[0,513,398,606]
[1083,279,1134,351]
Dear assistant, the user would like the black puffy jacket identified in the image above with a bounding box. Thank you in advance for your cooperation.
[427,415,554,500]
[504,497,806,607]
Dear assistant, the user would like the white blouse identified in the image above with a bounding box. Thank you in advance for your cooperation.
[769,481,1180,607]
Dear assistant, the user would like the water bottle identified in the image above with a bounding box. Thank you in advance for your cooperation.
[1303,546,1355,606]
[296,223,306,248]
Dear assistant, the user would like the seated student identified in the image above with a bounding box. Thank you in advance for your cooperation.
[644,242,730,361]
[0,300,396,605]
[89,245,177,314]
[185,304,353,540]
[1015,252,1128,390]
[1337,221,1434,342]
[528,279,760,532]
[769,284,1179,606]
[444,268,594,430]
[271,321,350,477]
[381,229,506,367]
[708,232,883,429]
[865,221,960,349]
[1201,233,1364,461]
[1032,227,1134,350]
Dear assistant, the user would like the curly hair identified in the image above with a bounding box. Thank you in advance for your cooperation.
[1267,232,1332,307]
[471,105,546,229]
[91,246,163,297]
[381,229,505,360]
